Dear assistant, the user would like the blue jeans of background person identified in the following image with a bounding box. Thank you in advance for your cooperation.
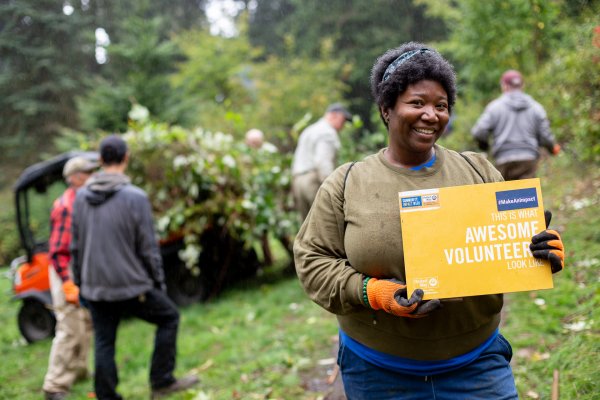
[338,334,518,400]
[87,289,180,400]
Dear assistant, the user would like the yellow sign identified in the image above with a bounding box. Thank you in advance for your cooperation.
[399,178,553,300]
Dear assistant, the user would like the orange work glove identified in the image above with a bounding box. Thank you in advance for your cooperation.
[366,278,440,318]
[551,144,561,155]
[62,280,80,305]
[530,210,565,273]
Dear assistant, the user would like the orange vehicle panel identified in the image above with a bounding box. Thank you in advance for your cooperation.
[14,253,51,294]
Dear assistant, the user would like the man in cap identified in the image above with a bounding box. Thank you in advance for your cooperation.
[471,69,561,180]
[71,135,199,399]
[43,156,97,400]
[292,103,353,221]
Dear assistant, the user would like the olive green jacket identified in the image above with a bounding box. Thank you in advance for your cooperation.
[294,145,506,360]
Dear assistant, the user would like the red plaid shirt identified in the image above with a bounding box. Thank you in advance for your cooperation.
[48,187,77,282]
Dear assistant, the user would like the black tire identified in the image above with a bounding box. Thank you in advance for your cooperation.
[165,262,209,307]
[162,239,209,306]
[160,228,262,305]
[17,299,56,343]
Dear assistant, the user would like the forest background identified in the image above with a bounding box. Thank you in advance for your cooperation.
[0,0,599,398]
[0,0,598,264]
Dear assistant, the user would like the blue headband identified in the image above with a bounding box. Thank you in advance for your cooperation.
[381,48,431,83]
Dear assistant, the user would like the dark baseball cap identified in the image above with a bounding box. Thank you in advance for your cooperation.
[326,103,353,121]
[99,134,128,165]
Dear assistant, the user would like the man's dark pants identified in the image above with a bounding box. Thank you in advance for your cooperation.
[496,160,538,181]
[87,289,179,400]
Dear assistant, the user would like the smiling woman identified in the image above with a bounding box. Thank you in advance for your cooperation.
[294,41,566,400]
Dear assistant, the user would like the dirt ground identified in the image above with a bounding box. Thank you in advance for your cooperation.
[303,336,346,399]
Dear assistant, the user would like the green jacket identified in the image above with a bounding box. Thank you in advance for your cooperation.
[294,145,506,360]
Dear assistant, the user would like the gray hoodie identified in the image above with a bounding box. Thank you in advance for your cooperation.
[71,172,164,301]
[471,91,556,164]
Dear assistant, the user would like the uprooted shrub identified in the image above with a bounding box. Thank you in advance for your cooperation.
[123,120,298,274]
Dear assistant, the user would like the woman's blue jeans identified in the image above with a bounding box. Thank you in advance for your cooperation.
[338,334,519,400]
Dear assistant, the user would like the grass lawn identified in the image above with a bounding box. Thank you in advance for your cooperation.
[0,268,341,399]
[0,154,598,400]
[502,154,600,399]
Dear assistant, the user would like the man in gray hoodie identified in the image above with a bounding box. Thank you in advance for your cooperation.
[471,70,560,180]
[71,135,198,399]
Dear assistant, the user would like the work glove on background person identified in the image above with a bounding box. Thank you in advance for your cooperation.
[62,280,80,305]
[530,210,565,273]
[365,278,441,318]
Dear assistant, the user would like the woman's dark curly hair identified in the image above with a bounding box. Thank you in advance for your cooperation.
[371,42,456,126]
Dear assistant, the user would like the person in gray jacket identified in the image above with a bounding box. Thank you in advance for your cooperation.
[471,69,560,180]
[291,103,352,221]
[71,135,198,400]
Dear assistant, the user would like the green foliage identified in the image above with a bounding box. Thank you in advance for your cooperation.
[77,17,183,132]
[427,0,561,101]
[417,0,600,164]
[0,0,93,160]
[527,11,600,163]
[338,107,387,163]
[0,269,339,399]
[77,78,134,133]
[170,25,350,151]
[247,0,449,128]
[246,44,350,151]
[169,28,259,133]
[86,0,209,43]
[1,155,598,399]
[123,119,298,268]
[0,192,19,266]
[502,155,600,399]
[0,0,210,169]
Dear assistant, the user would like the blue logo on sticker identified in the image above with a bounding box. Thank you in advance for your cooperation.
[496,188,538,211]
[401,196,422,208]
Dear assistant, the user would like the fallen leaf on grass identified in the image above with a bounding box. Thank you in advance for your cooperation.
[563,320,592,332]
[516,348,534,359]
[571,198,594,210]
[531,352,550,361]
[198,358,214,371]
[526,390,540,399]
[193,391,210,400]
[574,258,599,268]
[317,357,336,366]
[516,348,550,362]
[533,298,546,308]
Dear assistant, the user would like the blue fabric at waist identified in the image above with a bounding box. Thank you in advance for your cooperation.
[339,328,499,376]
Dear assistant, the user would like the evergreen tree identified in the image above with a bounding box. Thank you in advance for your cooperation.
[0,0,93,159]
[246,0,448,128]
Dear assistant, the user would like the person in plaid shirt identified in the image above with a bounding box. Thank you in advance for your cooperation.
[43,156,97,400]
